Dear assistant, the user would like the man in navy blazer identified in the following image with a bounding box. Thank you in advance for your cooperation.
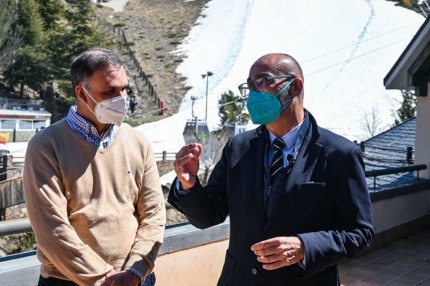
[168,53,373,285]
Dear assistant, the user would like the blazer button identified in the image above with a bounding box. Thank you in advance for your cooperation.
[252,268,258,275]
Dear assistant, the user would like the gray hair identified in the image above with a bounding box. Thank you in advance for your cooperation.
[70,48,123,94]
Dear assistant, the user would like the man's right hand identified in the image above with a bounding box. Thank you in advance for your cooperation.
[173,143,202,190]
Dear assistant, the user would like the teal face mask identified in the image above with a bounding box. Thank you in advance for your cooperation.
[246,79,295,125]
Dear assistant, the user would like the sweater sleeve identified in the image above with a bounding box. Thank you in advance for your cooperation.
[23,137,113,286]
[124,139,166,277]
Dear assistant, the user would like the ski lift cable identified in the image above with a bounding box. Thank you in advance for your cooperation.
[306,38,411,77]
[301,25,413,64]
[135,34,413,132]
[137,34,413,121]
[134,98,246,132]
[133,96,244,119]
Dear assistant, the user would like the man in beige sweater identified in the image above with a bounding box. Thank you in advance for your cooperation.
[23,48,166,286]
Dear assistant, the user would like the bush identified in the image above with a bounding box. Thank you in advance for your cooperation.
[18,232,37,252]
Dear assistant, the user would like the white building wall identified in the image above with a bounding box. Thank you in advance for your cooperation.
[415,82,430,180]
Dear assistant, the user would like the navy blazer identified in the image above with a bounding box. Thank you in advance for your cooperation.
[168,111,373,286]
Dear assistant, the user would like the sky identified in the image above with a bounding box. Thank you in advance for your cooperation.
[134,0,425,158]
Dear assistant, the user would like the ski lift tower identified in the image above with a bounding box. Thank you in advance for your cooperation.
[201,71,213,121]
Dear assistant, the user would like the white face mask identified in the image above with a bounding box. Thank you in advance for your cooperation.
[82,86,128,126]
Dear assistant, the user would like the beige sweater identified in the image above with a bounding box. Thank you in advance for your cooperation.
[23,120,166,285]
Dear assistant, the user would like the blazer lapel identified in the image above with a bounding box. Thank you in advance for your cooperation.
[263,119,322,231]
[246,126,269,216]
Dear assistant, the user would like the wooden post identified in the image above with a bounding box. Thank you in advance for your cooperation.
[407,146,413,164]
[0,155,6,181]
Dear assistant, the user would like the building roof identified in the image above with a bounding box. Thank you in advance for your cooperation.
[384,16,430,94]
[0,109,51,117]
[362,117,427,192]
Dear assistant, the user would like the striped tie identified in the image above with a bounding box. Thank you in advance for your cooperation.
[270,138,286,182]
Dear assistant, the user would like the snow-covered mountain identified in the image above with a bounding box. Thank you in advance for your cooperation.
[136,0,425,153]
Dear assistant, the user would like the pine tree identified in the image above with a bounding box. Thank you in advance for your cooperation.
[3,0,47,97]
[12,0,45,46]
[218,90,249,125]
[0,0,22,71]
[51,0,106,97]
[394,89,416,125]
[35,0,65,31]
[3,46,52,95]
[65,1,106,56]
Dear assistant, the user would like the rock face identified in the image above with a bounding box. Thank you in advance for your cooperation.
[103,0,210,226]
[96,0,210,120]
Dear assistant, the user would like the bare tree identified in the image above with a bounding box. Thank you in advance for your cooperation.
[199,132,224,186]
[200,133,223,186]
[361,106,385,139]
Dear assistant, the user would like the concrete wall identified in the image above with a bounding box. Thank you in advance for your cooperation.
[415,83,430,180]
[155,239,228,286]
[372,189,430,233]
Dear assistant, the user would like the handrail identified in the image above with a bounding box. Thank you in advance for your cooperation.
[0,165,427,238]
[365,164,427,188]
[0,218,32,236]
[365,164,427,177]
[154,151,176,162]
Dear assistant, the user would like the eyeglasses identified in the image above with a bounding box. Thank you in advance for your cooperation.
[238,75,295,97]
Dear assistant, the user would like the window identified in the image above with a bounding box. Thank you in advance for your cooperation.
[0,118,49,130]
[0,119,16,130]
[18,120,33,130]
[33,120,46,129]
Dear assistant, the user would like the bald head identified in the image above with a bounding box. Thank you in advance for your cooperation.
[246,53,305,135]
[252,53,304,81]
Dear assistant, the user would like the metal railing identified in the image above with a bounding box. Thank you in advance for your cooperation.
[365,164,427,188]
[1,164,427,238]
[154,151,176,162]
[0,218,32,236]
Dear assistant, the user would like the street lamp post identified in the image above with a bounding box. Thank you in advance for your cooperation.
[201,71,213,121]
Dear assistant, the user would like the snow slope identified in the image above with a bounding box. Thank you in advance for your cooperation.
[136,0,425,154]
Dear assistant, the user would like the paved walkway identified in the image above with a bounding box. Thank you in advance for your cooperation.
[339,227,430,285]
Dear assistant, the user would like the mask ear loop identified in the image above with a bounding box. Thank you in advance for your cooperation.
[277,78,295,113]
[81,86,99,118]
